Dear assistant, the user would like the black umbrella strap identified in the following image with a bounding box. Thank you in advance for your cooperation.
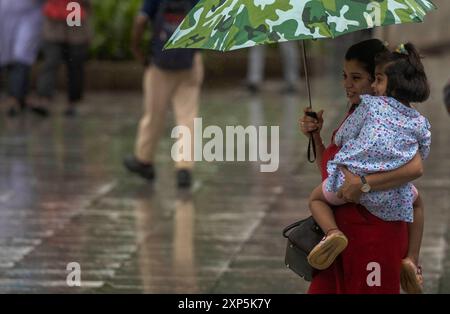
[307,133,316,163]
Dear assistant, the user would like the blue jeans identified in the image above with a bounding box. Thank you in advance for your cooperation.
[1,63,31,103]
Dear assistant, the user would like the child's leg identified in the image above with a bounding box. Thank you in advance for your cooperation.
[408,192,424,265]
[309,181,346,234]
[308,183,348,270]
[309,184,340,234]
[401,187,424,294]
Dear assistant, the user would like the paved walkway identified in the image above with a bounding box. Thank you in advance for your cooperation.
[0,53,449,293]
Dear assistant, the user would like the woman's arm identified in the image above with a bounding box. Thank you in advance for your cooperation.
[366,153,423,190]
[337,153,423,203]
[311,133,326,172]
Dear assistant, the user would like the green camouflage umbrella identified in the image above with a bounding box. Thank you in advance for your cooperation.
[165,0,436,162]
[165,0,436,51]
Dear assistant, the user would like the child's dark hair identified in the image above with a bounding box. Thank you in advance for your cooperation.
[375,42,430,103]
[345,39,389,79]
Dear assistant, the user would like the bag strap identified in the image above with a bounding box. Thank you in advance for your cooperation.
[307,134,316,163]
[282,220,302,238]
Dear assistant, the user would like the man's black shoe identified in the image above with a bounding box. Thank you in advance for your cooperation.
[246,83,260,94]
[123,155,155,181]
[30,106,50,117]
[64,107,77,117]
[281,83,298,94]
[7,107,20,117]
[177,169,192,188]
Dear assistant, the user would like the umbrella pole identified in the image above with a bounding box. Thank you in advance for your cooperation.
[301,41,313,109]
[301,41,317,163]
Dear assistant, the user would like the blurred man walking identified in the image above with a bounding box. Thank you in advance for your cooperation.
[124,0,203,188]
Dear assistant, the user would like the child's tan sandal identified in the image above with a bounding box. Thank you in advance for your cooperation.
[307,230,348,270]
[400,259,423,294]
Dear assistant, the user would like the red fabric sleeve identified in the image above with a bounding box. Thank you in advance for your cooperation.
[43,0,86,21]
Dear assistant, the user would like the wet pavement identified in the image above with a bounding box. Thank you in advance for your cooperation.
[0,53,449,294]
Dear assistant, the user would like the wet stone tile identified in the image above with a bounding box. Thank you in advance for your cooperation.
[0,61,449,293]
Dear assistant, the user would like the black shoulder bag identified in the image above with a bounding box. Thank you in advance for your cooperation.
[282,216,324,281]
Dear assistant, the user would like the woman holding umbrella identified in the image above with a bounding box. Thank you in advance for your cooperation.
[163,0,436,294]
[299,39,425,294]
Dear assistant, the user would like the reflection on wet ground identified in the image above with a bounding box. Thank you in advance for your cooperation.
[0,54,449,293]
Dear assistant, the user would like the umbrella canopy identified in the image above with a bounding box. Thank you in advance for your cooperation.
[165,0,436,51]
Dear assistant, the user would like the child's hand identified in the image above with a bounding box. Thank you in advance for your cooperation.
[299,108,324,136]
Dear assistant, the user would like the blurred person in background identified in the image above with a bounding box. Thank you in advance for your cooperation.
[29,0,91,117]
[123,0,203,189]
[0,0,43,117]
[246,42,300,94]
[444,80,450,115]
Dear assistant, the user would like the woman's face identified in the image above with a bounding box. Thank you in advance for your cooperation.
[342,59,374,104]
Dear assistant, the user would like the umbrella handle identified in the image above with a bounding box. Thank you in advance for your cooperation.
[305,110,318,163]
[302,41,313,109]
[308,135,317,163]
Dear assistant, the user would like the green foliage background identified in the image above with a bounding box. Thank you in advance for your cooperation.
[87,0,321,60]
[90,0,148,60]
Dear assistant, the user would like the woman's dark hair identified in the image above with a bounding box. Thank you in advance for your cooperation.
[345,39,389,79]
[375,42,430,103]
